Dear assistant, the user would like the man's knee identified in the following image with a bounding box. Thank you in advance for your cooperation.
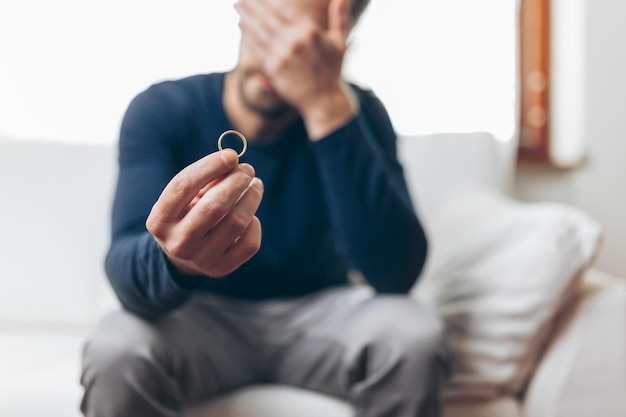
[80,311,171,413]
[350,296,453,379]
[397,308,452,379]
[83,310,168,373]
[389,298,450,368]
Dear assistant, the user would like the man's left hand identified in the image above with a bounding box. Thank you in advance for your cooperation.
[235,0,357,139]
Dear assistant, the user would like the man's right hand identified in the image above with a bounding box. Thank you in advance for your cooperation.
[146,149,263,278]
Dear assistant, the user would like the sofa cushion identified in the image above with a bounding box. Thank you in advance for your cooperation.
[412,187,603,400]
[444,396,522,417]
[397,132,512,227]
[0,138,117,326]
[185,386,352,417]
[185,386,523,417]
[0,330,85,417]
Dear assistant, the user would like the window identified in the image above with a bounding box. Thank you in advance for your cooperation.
[518,0,587,168]
[0,0,517,145]
[518,0,551,163]
[346,0,518,142]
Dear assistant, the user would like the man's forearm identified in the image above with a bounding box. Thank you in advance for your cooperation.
[302,83,358,141]
[311,115,427,292]
[105,232,200,319]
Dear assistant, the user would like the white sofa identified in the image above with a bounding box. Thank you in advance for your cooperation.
[1,133,624,417]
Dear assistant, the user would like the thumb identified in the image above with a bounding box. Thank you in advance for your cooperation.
[328,0,351,43]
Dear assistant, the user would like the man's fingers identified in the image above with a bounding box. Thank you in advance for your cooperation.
[328,0,351,43]
[192,177,263,276]
[236,0,277,47]
[149,150,239,224]
[208,216,262,277]
[179,165,257,239]
[237,0,288,25]
[202,177,264,253]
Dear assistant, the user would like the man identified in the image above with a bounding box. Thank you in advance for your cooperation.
[80,0,452,416]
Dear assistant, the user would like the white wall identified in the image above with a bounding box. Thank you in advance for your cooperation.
[515,0,626,278]
[0,1,241,144]
[0,0,517,144]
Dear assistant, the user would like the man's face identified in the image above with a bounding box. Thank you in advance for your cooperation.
[235,42,292,120]
[234,0,331,119]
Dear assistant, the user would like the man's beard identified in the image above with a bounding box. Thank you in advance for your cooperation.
[238,70,294,120]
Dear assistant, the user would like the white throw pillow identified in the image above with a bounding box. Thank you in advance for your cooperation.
[412,187,603,401]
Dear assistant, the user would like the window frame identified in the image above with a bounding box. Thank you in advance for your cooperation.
[517,0,553,165]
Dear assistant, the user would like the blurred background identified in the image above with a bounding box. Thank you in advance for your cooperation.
[1,0,625,415]
[0,0,517,144]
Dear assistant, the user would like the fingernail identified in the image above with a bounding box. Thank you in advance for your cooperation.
[240,163,255,177]
[220,149,238,166]
[251,177,264,191]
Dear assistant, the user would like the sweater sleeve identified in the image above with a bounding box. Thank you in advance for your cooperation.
[105,85,206,319]
[309,89,428,293]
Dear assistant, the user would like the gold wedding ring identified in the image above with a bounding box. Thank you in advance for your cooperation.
[218,130,248,158]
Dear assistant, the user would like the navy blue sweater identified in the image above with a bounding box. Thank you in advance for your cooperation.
[105,72,427,318]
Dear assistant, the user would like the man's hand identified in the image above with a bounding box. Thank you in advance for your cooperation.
[146,150,263,278]
[235,0,357,139]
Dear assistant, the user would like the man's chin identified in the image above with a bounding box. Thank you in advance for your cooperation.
[242,95,293,120]
[237,72,294,119]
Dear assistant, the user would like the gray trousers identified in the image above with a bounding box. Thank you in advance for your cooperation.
[81,286,452,417]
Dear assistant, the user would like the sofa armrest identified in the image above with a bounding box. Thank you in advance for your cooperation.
[523,269,626,417]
